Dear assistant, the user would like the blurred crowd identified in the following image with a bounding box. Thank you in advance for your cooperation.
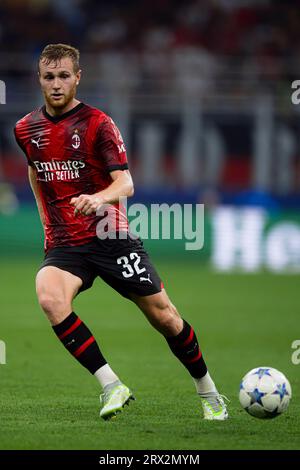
[1,0,300,206]
[1,0,300,90]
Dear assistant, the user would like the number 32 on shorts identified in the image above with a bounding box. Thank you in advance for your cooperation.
[117,252,146,278]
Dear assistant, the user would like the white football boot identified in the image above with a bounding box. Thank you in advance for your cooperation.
[100,382,135,420]
[199,392,229,420]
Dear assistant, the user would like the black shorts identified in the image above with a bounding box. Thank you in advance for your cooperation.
[39,234,162,299]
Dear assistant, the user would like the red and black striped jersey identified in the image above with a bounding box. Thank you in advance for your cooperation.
[14,102,129,251]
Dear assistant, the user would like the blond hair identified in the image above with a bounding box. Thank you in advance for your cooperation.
[39,43,80,72]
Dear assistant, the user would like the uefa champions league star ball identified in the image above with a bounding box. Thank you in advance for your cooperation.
[239,367,292,419]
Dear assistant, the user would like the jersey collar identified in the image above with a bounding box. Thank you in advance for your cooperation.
[42,102,85,123]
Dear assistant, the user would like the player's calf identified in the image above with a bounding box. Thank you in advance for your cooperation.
[132,290,183,336]
[135,293,229,421]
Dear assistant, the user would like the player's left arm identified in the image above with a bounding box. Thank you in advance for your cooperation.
[70,169,134,216]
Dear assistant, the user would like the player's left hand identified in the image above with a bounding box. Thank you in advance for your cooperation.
[70,194,103,216]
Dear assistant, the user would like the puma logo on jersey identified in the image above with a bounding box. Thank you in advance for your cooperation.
[140,274,152,284]
[31,137,41,148]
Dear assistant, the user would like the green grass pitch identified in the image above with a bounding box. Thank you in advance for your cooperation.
[0,258,299,450]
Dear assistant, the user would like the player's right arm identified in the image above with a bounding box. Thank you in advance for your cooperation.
[14,120,46,229]
[28,166,46,228]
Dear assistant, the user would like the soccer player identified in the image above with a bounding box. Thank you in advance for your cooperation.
[14,44,228,421]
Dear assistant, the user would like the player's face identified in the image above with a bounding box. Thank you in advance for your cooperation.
[39,58,81,111]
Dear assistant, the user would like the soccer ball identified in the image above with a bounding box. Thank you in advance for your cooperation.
[239,367,292,419]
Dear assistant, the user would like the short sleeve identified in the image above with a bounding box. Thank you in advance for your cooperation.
[95,116,128,172]
[14,125,33,167]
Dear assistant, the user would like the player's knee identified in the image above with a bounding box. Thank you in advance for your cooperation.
[37,291,69,318]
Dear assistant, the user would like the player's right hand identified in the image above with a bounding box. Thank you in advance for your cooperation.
[71,194,103,216]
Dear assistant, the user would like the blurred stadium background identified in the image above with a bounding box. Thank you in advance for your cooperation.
[1,0,300,271]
